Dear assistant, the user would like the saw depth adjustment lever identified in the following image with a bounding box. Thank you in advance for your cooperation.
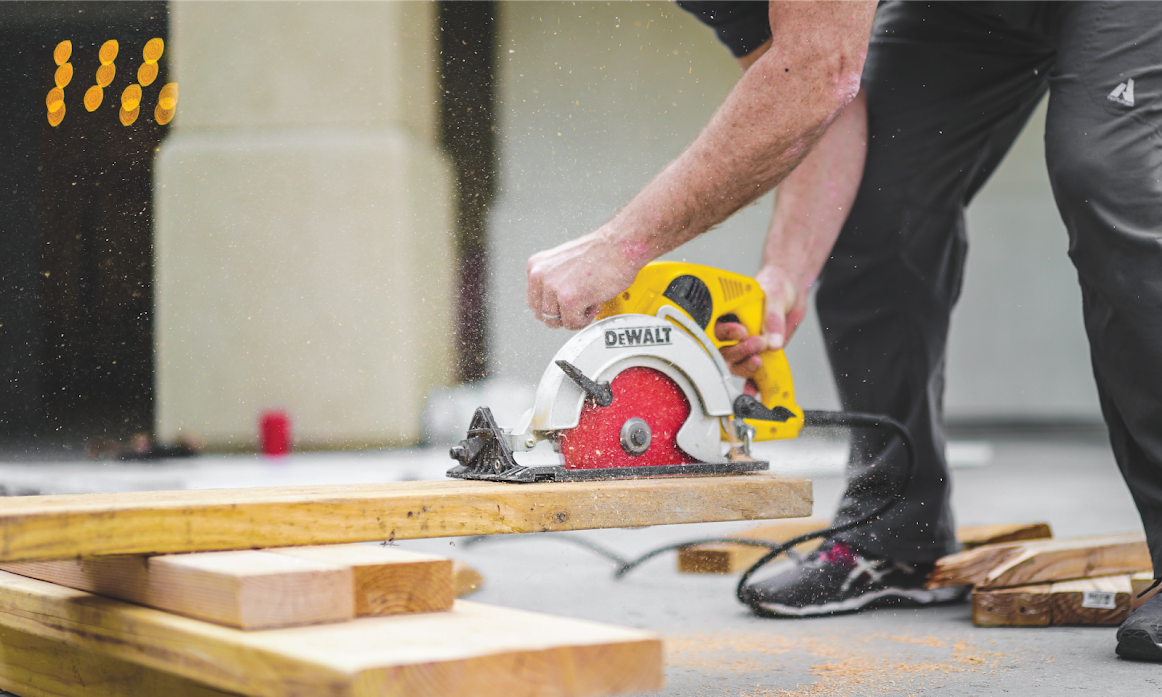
[555,360,613,407]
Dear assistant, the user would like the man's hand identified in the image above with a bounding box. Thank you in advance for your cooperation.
[523,1,876,330]
[715,264,808,379]
[526,226,644,330]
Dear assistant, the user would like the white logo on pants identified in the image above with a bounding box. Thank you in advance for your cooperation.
[1108,78,1135,107]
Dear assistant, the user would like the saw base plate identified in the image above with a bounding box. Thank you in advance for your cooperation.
[447,459,769,483]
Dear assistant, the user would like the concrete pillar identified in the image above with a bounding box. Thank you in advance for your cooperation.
[155,2,454,450]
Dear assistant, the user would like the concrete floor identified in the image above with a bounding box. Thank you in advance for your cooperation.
[0,430,1157,695]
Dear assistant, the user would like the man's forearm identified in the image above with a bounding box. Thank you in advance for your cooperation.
[765,86,868,297]
[603,1,877,268]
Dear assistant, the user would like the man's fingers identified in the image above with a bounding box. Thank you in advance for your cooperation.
[764,309,787,351]
[728,354,763,379]
[714,321,749,343]
[719,335,769,365]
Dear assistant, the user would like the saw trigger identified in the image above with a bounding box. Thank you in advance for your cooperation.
[732,394,796,423]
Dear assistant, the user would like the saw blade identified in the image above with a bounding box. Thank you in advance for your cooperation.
[558,366,698,470]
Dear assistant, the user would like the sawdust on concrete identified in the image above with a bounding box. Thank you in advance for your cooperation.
[666,630,1011,696]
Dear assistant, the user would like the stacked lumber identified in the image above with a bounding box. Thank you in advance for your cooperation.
[926,533,1155,628]
[0,545,455,629]
[0,571,661,697]
[678,520,1052,575]
[0,474,814,695]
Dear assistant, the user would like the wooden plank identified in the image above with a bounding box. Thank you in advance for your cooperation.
[454,560,484,598]
[0,550,355,630]
[957,522,1052,549]
[676,517,828,574]
[971,584,1053,627]
[1050,575,1133,626]
[0,473,811,562]
[679,519,1053,575]
[0,622,240,697]
[0,571,663,697]
[1131,571,1160,612]
[981,534,1151,589]
[270,544,454,616]
[930,533,1151,590]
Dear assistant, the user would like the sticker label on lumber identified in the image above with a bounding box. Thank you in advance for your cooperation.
[1081,590,1118,610]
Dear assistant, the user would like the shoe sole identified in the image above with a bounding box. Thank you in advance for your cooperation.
[747,585,968,618]
[1116,629,1162,662]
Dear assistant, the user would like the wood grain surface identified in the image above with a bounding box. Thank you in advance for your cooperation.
[270,544,454,616]
[971,584,1053,627]
[0,622,240,697]
[0,551,354,630]
[0,571,662,697]
[0,474,811,562]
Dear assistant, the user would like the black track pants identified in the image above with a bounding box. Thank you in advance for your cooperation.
[820,1,1162,569]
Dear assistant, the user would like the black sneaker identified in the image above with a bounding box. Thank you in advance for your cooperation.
[740,540,968,617]
[1116,588,1162,661]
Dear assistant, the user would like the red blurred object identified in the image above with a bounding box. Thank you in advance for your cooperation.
[259,410,292,456]
[558,366,696,470]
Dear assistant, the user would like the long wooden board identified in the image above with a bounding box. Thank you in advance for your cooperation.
[0,474,811,562]
[0,622,240,697]
[678,520,1053,575]
[0,571,662,697]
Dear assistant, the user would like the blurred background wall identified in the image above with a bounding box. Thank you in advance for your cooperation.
[0,1,1100,456]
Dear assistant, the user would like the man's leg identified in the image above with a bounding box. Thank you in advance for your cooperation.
[740,2,1058,617]
[820,2,1056,565]
[1043,1,1162,661]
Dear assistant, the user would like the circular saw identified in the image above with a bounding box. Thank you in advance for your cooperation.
[448,262,805,483]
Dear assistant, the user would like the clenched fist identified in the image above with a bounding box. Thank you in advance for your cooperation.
[526,228,646,330]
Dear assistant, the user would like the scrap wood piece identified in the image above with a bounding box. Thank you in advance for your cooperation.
[0,570,662,697]
[956,522,1052,549]
[270,544,454,616]
[973,575,1139,627]
[0,550,354,630]
[680,519,1053,575]
[972,584,1053,627]
[0,622,238,697]
[930,533,1151,590]
[677,517,829,574]
[1050,575,1133,626]
[980,533,1150,589]
[453,560,484,598]
[927,543,1027,588]
[0,474,811,563]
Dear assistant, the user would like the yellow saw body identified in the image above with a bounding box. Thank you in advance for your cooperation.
[598,261,804,442]
[448,261,804,482]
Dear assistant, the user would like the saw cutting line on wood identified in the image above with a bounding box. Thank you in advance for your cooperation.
[446,262,918,611]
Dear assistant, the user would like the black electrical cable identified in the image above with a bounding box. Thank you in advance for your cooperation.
[461,532,634,567]
[734,409,916,616]
[611,410,915,585]
[458,409,916,612]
